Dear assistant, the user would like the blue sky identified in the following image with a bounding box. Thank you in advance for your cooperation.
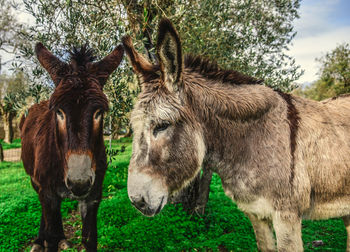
[289,0,350,84]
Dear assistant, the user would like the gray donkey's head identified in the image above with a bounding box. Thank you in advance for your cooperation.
[123,19,206,216]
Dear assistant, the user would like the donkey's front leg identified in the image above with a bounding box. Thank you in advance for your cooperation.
[342,215,350,251]
[34,194,65,252]
[79,199,100,251]
[272,211,303,252]
[246,213,276,251]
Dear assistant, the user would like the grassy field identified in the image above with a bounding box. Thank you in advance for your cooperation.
[0,138,22,150]
[0,138,348,251]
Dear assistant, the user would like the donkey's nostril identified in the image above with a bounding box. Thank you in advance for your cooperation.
[66,178,73,189]
[132,196,147,210]
[66,179,92,197]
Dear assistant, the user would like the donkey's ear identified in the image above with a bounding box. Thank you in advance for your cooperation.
[156,18,183,92]
[122,35,156,77]
[35,43,69,86]
[92,44,124,86]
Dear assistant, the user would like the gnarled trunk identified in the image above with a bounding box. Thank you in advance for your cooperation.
[3,111,15,143]
[0,143,3,162]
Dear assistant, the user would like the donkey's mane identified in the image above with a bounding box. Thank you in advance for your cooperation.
[49,45,108,110]
[184,55,263,85]
[70,45,96,67]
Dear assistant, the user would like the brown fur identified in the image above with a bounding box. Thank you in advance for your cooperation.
[21,43,123,251]
[126,18,350,251]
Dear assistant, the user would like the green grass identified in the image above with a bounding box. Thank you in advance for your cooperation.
[0,161,77,251]
[0,138,348,251]
[0,138,21,150]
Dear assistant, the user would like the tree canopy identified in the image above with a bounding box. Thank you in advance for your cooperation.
[21,0,302,91]
[294,43,350,101]
[1,0,304,140]
[0,0,29,71]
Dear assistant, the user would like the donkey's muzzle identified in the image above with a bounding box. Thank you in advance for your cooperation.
[65,153,95,197]
[127,170,168,216]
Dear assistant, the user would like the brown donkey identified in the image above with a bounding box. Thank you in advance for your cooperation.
[124,18,350,251]
[20,43,123,251]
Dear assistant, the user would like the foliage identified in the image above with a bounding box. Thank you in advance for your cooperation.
[0,0,29,57]
[319,43,350,89]
[105,138,127,165]
[103,67,135,138]
[21,0,137,136]
[0,138,348,251]
[294,43,350,101]
[26,83,52,104]
[0,72,30,142]
[0,71,49,117]
[121,0,303,91]
[18,0,303,136]
[0,71,28,107]
[175,0,303,91]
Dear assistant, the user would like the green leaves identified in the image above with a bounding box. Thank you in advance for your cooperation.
[15,0,303,136]
[173,0,303,91]
[295,43,350,100]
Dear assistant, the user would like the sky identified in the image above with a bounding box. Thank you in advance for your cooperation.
[1,0,350,85]
[288,0,350,85]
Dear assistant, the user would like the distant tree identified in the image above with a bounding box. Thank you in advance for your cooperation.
[294,43,350,101]
[0,72,28,143]
[0,0,29,70]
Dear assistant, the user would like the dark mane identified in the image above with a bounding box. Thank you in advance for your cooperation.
[184,55,263,85]
[48,45,108,110]
[69,45,96,72]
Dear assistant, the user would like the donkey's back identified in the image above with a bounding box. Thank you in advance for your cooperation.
[295,95,350,220]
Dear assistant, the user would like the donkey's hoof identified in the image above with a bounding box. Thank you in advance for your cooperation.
[30,244,44,252]
[59,239,72,250]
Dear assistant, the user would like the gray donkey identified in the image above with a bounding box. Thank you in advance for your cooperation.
[123,18,350,251]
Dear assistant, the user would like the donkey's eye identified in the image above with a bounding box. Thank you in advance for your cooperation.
[56,109,65,120]
[94,110,102,120]
[153,122,170,136]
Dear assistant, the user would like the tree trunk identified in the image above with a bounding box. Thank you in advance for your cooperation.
[3,111,15,143]
[170,164,213,214]
[0,143,4,162]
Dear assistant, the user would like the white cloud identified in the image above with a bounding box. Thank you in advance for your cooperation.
[288,0,350,84]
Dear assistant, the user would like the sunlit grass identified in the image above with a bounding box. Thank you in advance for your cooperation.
[0,138,22,150]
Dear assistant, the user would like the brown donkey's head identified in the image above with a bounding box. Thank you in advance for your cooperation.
[123,19,205,216]
[35,43,124,196]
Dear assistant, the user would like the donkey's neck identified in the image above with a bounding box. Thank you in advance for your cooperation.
[185,75,279,122]
[184,76,280,169]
